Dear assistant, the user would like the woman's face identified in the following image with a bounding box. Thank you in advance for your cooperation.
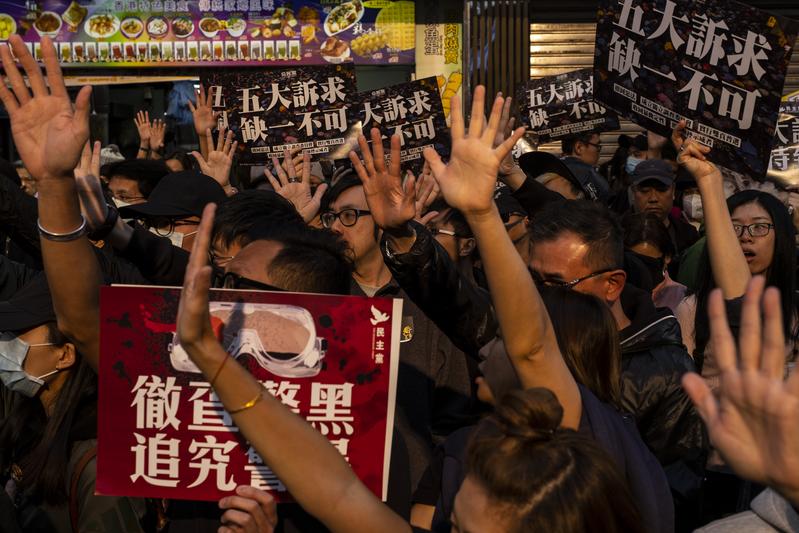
[732,202,775,276]
[451,476,509,533]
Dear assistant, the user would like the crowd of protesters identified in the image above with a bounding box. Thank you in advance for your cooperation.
[0,33,798,533]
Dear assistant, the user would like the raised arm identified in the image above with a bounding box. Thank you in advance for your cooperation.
[188,85,219,160]
[350,128,498,356]
[191,127,238,196]
[265,148,327,224]
[675,124,749,298]
[0,36,102,368]
[176,205,410,533]
[134,110,151,160]
[423,87,582,429]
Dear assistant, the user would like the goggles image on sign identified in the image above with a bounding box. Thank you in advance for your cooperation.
[170,302,326,378]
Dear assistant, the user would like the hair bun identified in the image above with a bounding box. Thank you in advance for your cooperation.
[492,388,564,442]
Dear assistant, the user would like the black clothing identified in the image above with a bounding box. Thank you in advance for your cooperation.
[350,278,474,492]
[417,385,674,533]
[380,223,497,358]
[119,225,190,286]
[620,284,708,529]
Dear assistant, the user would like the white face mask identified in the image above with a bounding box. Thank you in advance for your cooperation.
[148,226,198,249]
[0,333,59,397]
[682,193,703,221]
[113,197,132,209]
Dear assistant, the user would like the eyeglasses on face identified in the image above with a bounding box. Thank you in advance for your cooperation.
[112,193,145,203]
[148,217,197,237]
[530,267,616,289]
[222,272,284,292]
[586,141,602,150]
[320,209,372,228]
[733,223,774,238]
[208,250,236,268]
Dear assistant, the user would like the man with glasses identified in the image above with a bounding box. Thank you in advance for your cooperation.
[102,159,170,208]
[559,132,611,202]
[529,199,707,527]
[320,170,474,494]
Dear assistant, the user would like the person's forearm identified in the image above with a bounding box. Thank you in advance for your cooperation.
[466,207,549,358]
[37,177,102,369]
[699,176,749,298]
[500,165,527,191]
[198,134,210,160]
[187,342,409,533]
[136,144,149,160]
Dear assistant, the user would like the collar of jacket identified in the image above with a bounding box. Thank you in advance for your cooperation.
[349,276,401,297]
[619,284,684,354]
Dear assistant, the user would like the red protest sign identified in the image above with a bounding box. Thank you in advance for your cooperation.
[96,285,401,502]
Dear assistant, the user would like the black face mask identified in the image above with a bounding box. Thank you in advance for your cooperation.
[631,251,665,288]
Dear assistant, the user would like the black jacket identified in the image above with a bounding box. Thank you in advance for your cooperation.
[620,284,708,530]
[380,222,497,358]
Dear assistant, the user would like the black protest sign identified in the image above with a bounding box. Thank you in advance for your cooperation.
[515,68,620,143]
[768,108,799,189]
[352,77,449,172]
[594,0,799,177]
[202,65,357,164]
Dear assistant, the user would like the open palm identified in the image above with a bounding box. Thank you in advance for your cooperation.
[0,36,90,182]
[350,128,416,230]
[423,86,525,217]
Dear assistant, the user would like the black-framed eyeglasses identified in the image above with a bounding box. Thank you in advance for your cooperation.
[111,192,145,203]
[503,217,527,232]
[531,267,617,289]
[586,141,602,150]
[147,217,197,237]
[209,250,236,268]
[733,223,774,238]
[222,272,284,292]
[320,209,372,229]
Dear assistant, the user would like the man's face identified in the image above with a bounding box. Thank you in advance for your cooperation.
[632,180,674,221]
[528,232,623,305]
[109,176,146,205]
[575,133,601,166]
[327,186,377,265]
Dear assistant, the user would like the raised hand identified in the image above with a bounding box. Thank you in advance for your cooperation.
[264,149,327,224]
[73,141,108,232]
[191,127,237,192]
[349,128,416,231]
[188,84,219,138]
[682,277,799,507]
[677,137,722,186]
[671,118,688,152]
[176,203,218,354]
[494,96,518,176]
[134,110,152,150]
[423,86,525,217]
[0,35,91,182]
[218,485,278,533]
[150,117,166,155]
[413,171,439,225]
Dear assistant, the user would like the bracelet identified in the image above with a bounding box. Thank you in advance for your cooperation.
[209,353,230,387]
[38,216,88,242]
[227,388,265,415]
[138,146,149,152]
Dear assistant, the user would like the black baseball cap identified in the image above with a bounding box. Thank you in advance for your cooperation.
[119,170,227,220]
[631,159,675,187]
[0,275,56,333]
[518,151,607,202]
[493,184,527,218]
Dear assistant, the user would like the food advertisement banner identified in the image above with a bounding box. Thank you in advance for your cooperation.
[96,285,402,502]
[594,0,798,178]
[0,0,414,67]
[201,64,357,163]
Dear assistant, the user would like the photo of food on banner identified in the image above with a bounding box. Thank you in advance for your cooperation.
[767,105,799,190]
[201,64,357,165]
[0,0,414,67]
[515,68,620,144]
[336,77,451,175]
[593,0,799,179]
[96,286,401,503]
